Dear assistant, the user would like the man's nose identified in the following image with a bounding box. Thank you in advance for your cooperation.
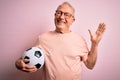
[60,13,65,19]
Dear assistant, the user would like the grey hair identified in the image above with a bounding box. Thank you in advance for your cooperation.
[56,2,75,16]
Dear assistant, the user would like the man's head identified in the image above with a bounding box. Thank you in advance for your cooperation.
[54,2,75,33]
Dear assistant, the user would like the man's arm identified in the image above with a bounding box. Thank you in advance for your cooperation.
[84,23,106,69]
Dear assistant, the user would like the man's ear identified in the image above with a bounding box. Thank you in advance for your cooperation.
[72,17,75,22]
[54,13,56,16]
[73,18,75,21]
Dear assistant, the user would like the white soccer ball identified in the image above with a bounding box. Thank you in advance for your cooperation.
[22,47,45,70]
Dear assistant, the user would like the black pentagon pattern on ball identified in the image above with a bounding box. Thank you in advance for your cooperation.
[26,48,32,51]
[24,56,30,64]
[34,51,42,58]
[35,63,41,69]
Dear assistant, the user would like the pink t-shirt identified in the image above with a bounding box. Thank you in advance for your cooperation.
[36,31,89,80]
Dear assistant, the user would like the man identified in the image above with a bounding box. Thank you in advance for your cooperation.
[15,2,106,80]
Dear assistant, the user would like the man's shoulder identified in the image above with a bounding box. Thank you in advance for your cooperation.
[38,31,55,38]
[71,32,83,37]
[71,32,86,41]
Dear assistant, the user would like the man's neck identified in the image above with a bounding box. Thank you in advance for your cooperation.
[55,29,71,34]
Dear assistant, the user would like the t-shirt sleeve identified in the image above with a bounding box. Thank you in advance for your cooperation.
[80,38,89,62]
[34,36,42,48]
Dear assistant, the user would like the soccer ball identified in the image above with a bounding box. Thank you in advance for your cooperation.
[22,47,45,70]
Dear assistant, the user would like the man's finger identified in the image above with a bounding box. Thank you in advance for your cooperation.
[97,23,106,33]
[88,29,92,38]
[22,65,37,72]
[25,65,36,69]
[23,59,30,62]
[23,67,37,72]
[101,23,106,32]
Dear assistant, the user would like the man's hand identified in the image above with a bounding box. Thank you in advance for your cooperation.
[88,23,106,45]
[15,58,37,73]
[84,23,106,69]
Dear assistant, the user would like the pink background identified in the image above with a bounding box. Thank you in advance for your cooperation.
[0,0,120,80]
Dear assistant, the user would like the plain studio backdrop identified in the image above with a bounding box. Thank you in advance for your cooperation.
[0,0,120,80]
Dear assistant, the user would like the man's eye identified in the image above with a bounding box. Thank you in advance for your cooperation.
[56,11,62,14]
[58,12,61,14]
[65,13,71,17]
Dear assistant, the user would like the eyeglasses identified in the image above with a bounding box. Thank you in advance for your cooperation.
[55,10,73,19]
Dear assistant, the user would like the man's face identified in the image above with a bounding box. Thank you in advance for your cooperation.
[54,4,75,32]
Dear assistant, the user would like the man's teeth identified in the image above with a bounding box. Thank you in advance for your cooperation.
[57,20,65,23]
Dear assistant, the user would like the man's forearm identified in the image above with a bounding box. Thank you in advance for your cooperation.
[84,43,98,69]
